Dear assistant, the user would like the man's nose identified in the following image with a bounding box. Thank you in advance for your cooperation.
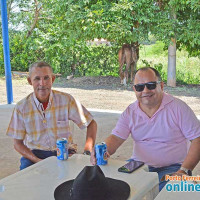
[143,84,150,92]
[39,78,45,85]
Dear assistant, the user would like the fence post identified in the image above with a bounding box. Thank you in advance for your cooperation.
[0,0,13,104]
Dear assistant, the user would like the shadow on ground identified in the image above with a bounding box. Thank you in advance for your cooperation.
[53,76,200,99]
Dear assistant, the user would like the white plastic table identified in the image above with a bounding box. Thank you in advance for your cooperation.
[0,154,159,200]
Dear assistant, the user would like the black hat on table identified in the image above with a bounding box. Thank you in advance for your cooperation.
[54,165,130,200]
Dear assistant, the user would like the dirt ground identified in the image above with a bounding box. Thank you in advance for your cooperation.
[0,76,200,179]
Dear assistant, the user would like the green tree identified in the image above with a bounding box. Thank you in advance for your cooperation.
[2,0,199,83]
[154,0,200,86]
[42,0,165,77]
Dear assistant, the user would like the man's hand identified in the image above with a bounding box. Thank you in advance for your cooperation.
[160,170,188,182]
[35,158,43,163]
[90,135,124,165]
[68,144,77,157]
[90,149,110,165]
[14,139,42,163]
[90,149,97,165]
[171,170,188,177]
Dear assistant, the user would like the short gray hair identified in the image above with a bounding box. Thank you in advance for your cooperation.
[29,61,53,76]
[134,67,162,82]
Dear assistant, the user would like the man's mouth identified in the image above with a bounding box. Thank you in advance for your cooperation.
[38,88,48,91]
[141,93,154,98]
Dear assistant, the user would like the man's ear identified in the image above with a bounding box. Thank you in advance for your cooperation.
[52,75,56,83]
[27,77,32,85]
[160,81,164,91]
[133,86,136,93]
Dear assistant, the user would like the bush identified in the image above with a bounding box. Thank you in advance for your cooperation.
[0,33,199,85]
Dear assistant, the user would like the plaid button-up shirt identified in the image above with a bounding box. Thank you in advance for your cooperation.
[6,90,93,151]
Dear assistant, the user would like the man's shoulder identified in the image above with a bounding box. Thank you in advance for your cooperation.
[16,93,33,107]
[162,93,194,116]
[51,90,77,105]
[128,101,138,110]
[163,92,188,107]
[52,90,73,99]
[124,101,138,114]
[13,93,34,113]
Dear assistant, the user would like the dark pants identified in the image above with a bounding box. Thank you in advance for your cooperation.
[148,163,182,191]
[20,149,57,170]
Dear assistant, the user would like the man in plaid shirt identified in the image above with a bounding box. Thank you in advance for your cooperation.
[7,61,97,170]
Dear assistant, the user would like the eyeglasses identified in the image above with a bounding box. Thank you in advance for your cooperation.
[134,81,161,92]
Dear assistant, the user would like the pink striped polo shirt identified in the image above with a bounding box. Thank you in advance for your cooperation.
[112,93,200,167]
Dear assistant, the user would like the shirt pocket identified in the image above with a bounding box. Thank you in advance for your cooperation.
[57,120,71,139]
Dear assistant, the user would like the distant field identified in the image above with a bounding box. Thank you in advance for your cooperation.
[139,41,200,84]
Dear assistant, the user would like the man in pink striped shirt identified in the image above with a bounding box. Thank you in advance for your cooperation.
[7,61,97,170]
[91,67,200,191]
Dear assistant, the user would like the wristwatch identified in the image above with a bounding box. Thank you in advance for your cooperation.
[179,167,192,176]
[83,150,91,156]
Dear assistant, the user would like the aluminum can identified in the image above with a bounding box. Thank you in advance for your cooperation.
[95,142,108,165]
[56,138,68,160]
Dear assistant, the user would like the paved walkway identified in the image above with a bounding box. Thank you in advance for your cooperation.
[0,104,199,179]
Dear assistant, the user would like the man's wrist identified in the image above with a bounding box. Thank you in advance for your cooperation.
[83,150,91,155]
[179,167,192,176]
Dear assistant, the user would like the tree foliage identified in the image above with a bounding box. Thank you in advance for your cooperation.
[154,0,200,56]
[0,0,199,81]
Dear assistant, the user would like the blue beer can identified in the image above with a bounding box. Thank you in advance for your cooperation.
[56,138,68,160]
[95,142,108,165]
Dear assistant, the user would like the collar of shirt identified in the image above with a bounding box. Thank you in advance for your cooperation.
[33,91,53,110]
[135,92,174,119]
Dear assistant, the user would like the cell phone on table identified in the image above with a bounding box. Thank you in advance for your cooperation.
[118,160,144,173]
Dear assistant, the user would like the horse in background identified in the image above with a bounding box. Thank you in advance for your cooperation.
[118,43,139,85]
